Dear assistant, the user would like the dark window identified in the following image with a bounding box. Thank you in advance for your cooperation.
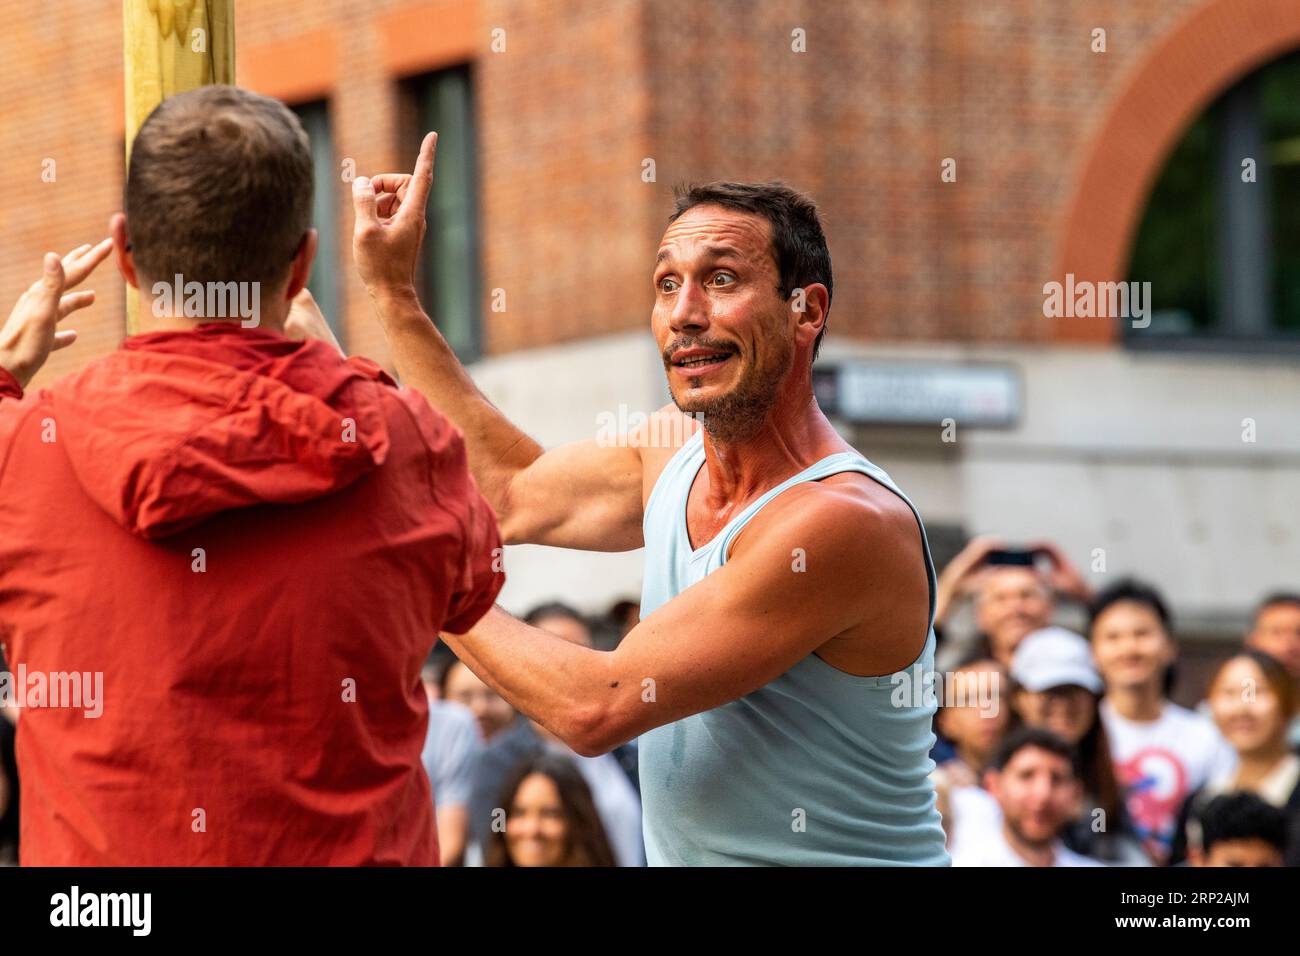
[403,66,481,361]
[1127,51,1300,347]
[291,101,343,345]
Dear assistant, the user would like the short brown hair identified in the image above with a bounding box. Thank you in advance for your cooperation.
[126,85,313,289]
[670,181,833,359]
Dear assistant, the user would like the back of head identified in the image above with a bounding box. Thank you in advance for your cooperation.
[126,85,313,291]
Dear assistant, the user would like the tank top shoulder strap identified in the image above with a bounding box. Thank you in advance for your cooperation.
[714,449,938,624]
[642,428,705,529]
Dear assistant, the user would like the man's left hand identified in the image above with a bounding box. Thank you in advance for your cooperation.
[0,239,113,389]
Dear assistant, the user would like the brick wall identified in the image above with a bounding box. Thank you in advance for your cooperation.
[1,0,1273,390]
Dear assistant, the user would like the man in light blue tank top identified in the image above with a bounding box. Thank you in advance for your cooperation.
[353,143,950,865]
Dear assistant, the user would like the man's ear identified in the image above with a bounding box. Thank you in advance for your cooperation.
[110,213,138,289]
[790,282,829,346]
[284,229,318,302]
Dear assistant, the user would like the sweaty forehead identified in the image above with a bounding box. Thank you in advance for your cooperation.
[657,205,775,269]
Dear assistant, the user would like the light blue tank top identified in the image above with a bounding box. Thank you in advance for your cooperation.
[638,430,951,866]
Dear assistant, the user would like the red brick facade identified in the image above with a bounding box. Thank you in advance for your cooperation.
[2,0,1292,387]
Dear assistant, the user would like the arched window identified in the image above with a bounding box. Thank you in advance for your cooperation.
[1127,51,1300,346]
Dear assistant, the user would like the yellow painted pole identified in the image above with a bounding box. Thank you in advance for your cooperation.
[123,0,235,332]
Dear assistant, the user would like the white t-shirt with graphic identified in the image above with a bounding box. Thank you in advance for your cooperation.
[1100,699,1238,862]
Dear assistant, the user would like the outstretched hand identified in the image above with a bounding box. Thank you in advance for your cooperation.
[0,239,113,390]
[351,132,437,299]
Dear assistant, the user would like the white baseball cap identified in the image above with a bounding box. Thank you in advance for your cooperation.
[1010,626,1103,694]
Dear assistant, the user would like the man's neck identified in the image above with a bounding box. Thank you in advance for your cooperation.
[1002,821,1056,867]
[135,313,285,335]
[697,391,846,509]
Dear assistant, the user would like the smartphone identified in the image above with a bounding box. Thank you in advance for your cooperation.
[985,548,1037,567]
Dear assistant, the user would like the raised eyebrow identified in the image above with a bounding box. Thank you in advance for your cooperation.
[654,245,744,268]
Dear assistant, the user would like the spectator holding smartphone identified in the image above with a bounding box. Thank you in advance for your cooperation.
[935,536,1092,668]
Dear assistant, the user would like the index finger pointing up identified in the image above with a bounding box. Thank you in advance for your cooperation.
[398,132,438,224]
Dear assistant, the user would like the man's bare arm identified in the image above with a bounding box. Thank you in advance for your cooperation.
[351,134,650,550]
[440,484,923,754]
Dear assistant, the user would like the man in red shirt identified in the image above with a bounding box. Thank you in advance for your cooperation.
[0,85,503,865]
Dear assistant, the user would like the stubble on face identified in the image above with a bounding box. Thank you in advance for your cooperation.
[667,328,793,444]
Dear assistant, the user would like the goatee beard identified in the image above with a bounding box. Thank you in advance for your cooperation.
[671,344,790,445]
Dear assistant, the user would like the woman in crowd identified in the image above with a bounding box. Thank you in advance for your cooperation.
[484,754,616,867]
[1008,626,1147,864]
[931,655,1010,855]
[933,654,1011,785]
[1170,650,1300,866]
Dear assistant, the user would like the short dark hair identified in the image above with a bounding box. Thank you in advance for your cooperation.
[127,85,314,290]
[1088,578,1172,635]
[670,181,833,360]
[1198,792,1286,853]
[989,725,1082,779]
[1254,591,1300,621]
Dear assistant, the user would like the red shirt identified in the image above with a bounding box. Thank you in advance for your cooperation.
[0,324,503,865]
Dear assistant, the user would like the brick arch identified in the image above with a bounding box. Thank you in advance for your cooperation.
[1053,0,1300,343]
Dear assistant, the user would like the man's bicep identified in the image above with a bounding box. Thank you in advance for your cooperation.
[607,503,868,735]
[501,438,646,551]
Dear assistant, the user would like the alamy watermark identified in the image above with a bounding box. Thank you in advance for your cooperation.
[152,274,261,327]
[596,403,704,448]
[0,666,103,718]
[1042,273,1151,329]
[890,664,1000,716]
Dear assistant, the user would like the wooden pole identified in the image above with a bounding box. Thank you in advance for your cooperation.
[123,1,235,332]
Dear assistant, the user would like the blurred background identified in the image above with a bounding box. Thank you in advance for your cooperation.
[3,0,1300,699]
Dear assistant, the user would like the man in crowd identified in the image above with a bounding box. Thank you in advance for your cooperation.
[934,537,1092,668]
[1245,593,1300,747]
[952,726,1102,867]
[420,649,483,867]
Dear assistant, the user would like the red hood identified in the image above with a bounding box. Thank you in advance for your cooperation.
[50,323,393,538]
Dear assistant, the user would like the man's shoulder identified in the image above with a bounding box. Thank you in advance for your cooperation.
[744,466,920,561]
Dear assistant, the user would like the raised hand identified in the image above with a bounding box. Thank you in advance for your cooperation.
[351,132,437,298]
[0,239,113,390]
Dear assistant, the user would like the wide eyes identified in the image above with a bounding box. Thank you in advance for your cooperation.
[657,272,735,294]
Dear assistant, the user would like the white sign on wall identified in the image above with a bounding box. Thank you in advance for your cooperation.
[815,362,1020,427]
